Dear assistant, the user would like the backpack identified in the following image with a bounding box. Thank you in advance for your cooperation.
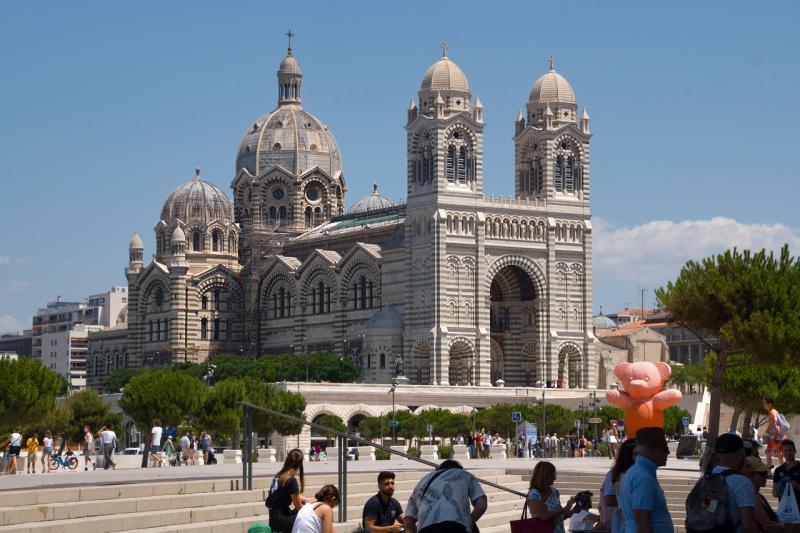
[685,470,740,533]
[777,413,792,436]
[265,477,281,509]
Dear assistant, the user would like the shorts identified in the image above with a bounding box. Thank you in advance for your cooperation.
[768,439,784,451]
[149,445,161,454]
[43,447,52,456]
[8,446,21,457]
[84,447,94,456]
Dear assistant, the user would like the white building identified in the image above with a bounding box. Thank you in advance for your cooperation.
[41,324,104,391]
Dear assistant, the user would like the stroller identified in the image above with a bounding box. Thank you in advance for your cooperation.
[205,449,217,465]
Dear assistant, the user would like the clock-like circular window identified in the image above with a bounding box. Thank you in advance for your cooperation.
[272,188,285,201]
[306,185,320,202]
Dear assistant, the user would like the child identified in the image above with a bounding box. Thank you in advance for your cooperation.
[568,490,600,532]
[25,433,39,474]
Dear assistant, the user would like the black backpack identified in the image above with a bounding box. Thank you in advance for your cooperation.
[685,470,740,533]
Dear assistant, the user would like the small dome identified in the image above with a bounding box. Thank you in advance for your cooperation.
[129,233,143,249]
[278,52,302,76]
[529,68,576,105]
[362,306,404,332]
[593,315,616,329]
[171,225,186,242]
[421,57,470,93]
[347,184,395,214]
[160,169,234,224]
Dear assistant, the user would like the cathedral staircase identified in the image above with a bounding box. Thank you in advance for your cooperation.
[0,467,778,532]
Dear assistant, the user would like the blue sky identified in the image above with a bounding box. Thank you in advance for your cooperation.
[1,1,799,332]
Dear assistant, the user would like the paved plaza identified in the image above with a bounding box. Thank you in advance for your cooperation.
[0,455,701,492]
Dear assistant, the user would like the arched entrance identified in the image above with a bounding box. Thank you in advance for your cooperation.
[489,265,538,386]
[557,343,583,388]
[347,414,367,445]
[448,340,474,385]
[411,340,431,384]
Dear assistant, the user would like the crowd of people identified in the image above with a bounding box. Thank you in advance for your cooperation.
[264,395,796,533]
[1,417,222,474]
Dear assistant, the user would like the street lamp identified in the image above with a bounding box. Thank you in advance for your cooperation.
[388,382,397,445]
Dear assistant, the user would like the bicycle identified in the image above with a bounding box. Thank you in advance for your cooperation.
[48,451,78,471]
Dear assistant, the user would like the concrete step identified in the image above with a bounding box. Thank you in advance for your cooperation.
[0,488,266,526]
[0,501,265,533]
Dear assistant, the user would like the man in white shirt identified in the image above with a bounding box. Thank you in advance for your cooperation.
[180,433,192,465]
[99,425,117,470]
[404,460,487,533]
[148,418,163,468]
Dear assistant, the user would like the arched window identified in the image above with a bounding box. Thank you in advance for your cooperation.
[565,157,574,193]
[279,287,286,318]
[314,207,322,226]
[368,281,374,308]
[201,295,208,310]
[279,206,287,222]
[457,147,467,182]
[446,146,455,181]
[163,319,169,340]
[359,276,367,310]
[213,318,220,341]
[272,293,278,319]
[192,231,202,251]
[554,156,564,192]
[228,234,236,254]
[380,353,386,368]
[200,318,208,339]
[305,207,312,227]
[214,288,221,311]
[352,282,359,310]
[212,230,220,252]
[269,206,277,224]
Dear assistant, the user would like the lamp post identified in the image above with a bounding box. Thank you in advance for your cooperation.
[388,382,397,445]
[588,389,600,447]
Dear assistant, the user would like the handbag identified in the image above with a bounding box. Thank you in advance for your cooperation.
[510,498,553,533]
[779,481,800,524]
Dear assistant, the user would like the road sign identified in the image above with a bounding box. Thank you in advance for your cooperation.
[426,424,433,434]
[574,419,582,429]
[682,416,690,427]
[588,417,601,424]
[389,419,398,428]
[512,411,522,423]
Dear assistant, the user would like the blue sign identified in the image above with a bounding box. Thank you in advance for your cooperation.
[388,419,398,428]
[682,416,690,427]
[512,411,522,423]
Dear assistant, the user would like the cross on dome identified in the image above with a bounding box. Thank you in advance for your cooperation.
[286,29,295,53]
[548,55,556,71]
[441,41,448,58]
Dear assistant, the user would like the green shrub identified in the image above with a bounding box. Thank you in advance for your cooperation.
[438,445,452,459]
[406,447,421,458]
[375,449,391,460]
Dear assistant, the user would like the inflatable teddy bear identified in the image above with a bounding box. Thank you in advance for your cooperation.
[605,361,682,438]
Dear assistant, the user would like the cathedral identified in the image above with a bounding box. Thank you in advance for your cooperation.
[88,44,598,392]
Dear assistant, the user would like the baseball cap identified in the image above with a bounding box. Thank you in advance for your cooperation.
[745,456,769,472]
[715,433,744,454]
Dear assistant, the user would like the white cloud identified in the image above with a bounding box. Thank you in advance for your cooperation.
[0,256,10,265]
[0,315,25,335]
[594,216,800,285]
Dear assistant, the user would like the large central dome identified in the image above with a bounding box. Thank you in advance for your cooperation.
[235,49,342,179]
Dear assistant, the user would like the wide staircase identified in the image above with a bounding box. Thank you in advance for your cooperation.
[0,467,778,532]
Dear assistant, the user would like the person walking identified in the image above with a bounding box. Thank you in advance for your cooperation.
[742,456,782,533]
[200,431,212,465]
[82,425,95,471]
[148,419,163,468]
[361,471,404,532]
[266,448,311,533]
[99,425,117,470]
[25,432,39,474]
[525,461,576,533]
[4,427,22,474]
[601,438,637,533]
[180,433,192,465]
[702,432,757,533]
[764,397,787,467]
[608,422,620,459]
[163,435,175,466]
[41,431,53,474]
[618,427,673,533]
[404,459,487,533]
[291,484,340,533]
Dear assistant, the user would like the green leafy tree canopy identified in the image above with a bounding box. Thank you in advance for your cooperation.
[0,357,62,431]
[119,370,207,430]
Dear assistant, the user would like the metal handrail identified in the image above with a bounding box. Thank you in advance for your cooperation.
[240,402,528,524]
